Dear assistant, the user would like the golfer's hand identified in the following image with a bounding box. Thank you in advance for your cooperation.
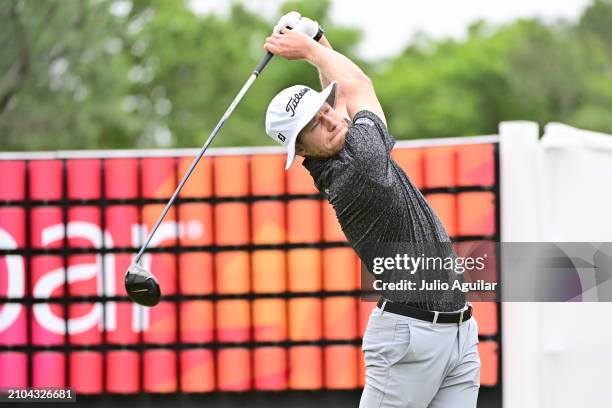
[273,11,320,39]
[273,11,301,34]
[264,28,315,60]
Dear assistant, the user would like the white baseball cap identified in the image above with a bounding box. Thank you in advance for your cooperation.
[265,81,338,170]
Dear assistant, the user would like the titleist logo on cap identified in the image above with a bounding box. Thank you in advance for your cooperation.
[286,87,309,117]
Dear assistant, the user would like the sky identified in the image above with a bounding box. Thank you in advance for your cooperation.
[189,0,592,60]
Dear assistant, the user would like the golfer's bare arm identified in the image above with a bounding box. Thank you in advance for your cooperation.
[315,36,333,88]
[316,36,350,120]
[307,36,387,125]
[265,30,386,125]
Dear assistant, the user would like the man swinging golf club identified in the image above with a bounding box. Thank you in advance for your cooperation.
[265,12,481,408]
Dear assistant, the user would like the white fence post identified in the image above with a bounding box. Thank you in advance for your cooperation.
[499,121,541,408]
[501,121,612,408]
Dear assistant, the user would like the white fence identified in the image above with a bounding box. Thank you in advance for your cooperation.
[501,121,612,408]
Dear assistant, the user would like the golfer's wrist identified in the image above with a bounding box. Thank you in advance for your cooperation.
[308,39,335,66]
[305,40,322,65]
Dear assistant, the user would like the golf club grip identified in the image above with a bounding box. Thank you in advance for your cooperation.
[254,52,273,76]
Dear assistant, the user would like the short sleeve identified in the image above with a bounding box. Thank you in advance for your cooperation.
[352,110,395,153]
[342,110,396,184]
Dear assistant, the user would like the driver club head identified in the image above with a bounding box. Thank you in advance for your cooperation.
[125,263,161,307]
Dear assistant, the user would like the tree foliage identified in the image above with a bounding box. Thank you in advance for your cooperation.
[0,0,611,151]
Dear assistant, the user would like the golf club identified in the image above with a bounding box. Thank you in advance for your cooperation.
[125,51,274,307]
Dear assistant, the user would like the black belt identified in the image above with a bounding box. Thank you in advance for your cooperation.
[377,298,472,324]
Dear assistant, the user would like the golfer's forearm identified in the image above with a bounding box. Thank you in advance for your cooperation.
[317,36,332,88]
[307,40,371,94]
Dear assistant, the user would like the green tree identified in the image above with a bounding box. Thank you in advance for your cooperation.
[569,0,612,132]
[0,0,140,150]
[1,0,611,151]
[122,0,362,147]
[0,0,361,150]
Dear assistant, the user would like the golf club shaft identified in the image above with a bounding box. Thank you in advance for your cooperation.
[133,53,274,264]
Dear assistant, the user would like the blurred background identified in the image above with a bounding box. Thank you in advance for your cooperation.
[1,1,612,408]
[1,0,611,151]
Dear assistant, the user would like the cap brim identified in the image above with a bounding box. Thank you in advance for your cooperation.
[284,142,297,170]
[284,81,339,170]
[325,81,338,109]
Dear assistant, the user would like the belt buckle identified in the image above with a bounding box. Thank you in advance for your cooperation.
[459,309,465,325]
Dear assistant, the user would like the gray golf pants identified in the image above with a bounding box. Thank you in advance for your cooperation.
[359,305,481,408]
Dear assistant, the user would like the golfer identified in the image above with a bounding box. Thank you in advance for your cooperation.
[264,12,481,408]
